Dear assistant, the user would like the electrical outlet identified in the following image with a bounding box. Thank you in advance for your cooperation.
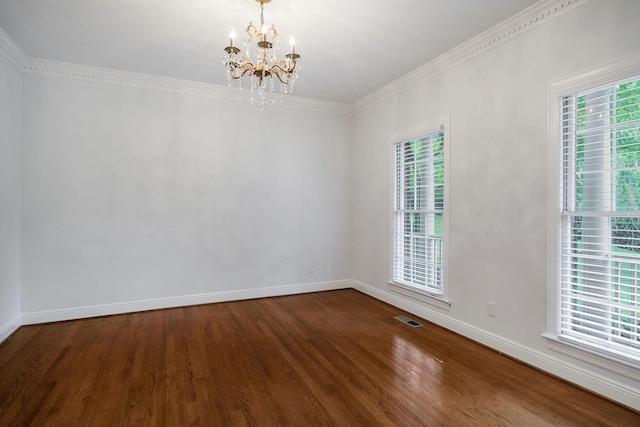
[488,302,496,317]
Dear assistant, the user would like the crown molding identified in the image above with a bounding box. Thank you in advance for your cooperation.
[0,28,350,115]
[1,0,587,116]
[0,26,28,70]
[21,58,352,115]
[351,0,590,114]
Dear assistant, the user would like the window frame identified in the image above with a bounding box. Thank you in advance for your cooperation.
[388,116,451,310]
[546,54,640,376]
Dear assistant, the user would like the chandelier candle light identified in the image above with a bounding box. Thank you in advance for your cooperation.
[223,0,301,109]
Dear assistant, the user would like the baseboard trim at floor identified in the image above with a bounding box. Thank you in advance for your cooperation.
[15,278,639,411]
[20,280,352,325]
[0,315,20,345]
[351,279,640,412]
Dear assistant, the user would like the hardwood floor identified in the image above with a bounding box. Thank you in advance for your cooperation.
[0,289,638,426]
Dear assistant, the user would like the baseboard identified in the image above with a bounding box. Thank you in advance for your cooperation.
[0,315,21,345]
[13,278,640,410]
[351,279,640,411]
[20,279,352,325]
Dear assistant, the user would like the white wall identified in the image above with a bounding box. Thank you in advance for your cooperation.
[20,75,351,316]
[350,0,640,409]
[0,52,21,341]
[4,0,639,409]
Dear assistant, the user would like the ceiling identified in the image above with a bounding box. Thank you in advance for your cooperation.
[0,0,541,104]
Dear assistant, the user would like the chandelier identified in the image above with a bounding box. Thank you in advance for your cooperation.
[223,0,301,109]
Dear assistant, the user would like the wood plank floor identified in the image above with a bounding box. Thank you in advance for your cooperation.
[0,289,638,426]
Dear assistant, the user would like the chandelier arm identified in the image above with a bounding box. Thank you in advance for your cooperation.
[270,65,294,85]
[266,25,278,43]
[272,56,299,73]
[227,61,258,80]
[245,21,258,44]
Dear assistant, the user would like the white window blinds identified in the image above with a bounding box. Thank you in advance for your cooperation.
[560,75,640,362]
[393,130,445,296]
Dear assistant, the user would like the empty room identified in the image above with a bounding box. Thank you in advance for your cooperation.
[1,0,639,425]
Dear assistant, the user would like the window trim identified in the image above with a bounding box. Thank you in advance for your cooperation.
[389,115,451,309]
[546,53,640,373]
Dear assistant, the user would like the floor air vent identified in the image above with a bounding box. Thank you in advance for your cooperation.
[394,315,423,328]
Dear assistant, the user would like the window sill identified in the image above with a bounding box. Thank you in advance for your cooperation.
[387,281,451,311]
[542,332,640,381]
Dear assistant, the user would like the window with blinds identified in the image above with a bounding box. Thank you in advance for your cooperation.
[560,75,640,363]
[393,130,445,296]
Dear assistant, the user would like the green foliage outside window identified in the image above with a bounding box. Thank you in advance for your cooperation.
[574,79,640,254]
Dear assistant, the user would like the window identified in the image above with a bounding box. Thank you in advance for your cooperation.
[393,128,445,297]
[558,75,640,363]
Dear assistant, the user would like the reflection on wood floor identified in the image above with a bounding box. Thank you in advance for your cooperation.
[0,289,638,426]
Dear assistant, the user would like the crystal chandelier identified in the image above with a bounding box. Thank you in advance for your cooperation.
[223,0,301,110]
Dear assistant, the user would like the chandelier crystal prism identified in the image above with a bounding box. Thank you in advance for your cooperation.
[222,0,301,110]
